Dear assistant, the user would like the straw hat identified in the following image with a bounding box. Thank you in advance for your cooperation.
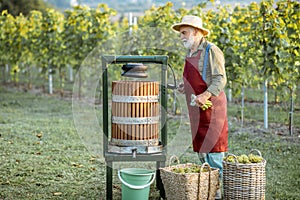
[172,15,210,36]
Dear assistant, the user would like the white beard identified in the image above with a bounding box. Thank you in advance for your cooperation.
[182,36,195,49]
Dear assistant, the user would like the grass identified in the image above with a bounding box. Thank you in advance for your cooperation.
[0,87,105,199]
[0,85,299,199]
[227,132,300,200]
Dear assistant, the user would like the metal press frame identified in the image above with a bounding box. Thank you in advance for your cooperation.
[101,55,168,200]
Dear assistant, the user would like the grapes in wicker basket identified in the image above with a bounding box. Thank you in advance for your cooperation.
[223,154,264,164]
[171,164,208,174]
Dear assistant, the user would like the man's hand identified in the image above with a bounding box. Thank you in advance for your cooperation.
[195,91,212,107]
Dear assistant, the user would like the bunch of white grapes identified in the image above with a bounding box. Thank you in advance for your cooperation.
[172,164,209,174]
[224,154,263,164]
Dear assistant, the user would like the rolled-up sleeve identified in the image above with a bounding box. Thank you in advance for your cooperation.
[206,45,226,96]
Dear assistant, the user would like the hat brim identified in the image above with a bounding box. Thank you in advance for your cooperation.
[172,23,210,36]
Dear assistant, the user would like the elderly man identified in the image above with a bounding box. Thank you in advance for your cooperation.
[172,15,228,199]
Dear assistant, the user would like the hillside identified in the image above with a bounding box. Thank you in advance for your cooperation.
[47,0,266,12]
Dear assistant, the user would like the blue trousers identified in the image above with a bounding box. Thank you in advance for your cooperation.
[198,152,225,178]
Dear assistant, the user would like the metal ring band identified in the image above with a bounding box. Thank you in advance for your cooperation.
[112,116,159,124]
[112,95,159,103]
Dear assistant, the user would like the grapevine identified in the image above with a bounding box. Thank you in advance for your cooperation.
[0,1,298,124]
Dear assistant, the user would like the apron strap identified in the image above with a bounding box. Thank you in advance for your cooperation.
[202,43,213,82]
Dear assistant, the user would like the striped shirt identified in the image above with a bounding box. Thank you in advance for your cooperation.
[187,39,227,96]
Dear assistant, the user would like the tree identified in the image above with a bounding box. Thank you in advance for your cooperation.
[0,0,50,16]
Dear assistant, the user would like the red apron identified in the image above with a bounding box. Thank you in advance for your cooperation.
[183,50,228,153]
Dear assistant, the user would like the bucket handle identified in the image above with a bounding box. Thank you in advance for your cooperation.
[118,171,156,190]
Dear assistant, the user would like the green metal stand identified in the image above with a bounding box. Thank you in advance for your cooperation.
[101,55,168,200]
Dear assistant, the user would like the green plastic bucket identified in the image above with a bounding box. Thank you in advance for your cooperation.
[118,168,156,200]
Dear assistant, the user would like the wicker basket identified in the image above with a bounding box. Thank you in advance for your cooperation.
[160,156,219,200]
[223,149,266,200]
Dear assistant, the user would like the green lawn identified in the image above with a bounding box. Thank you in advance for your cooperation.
[0,85,299,199]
